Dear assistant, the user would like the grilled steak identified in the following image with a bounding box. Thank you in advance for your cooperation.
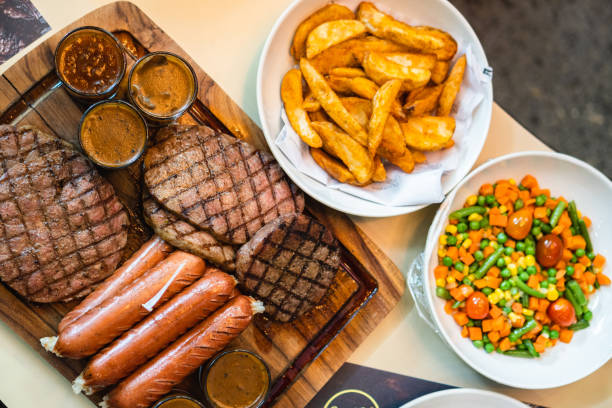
[143,125,305,245]
[143,191,236,271]
[235,213,340,322]
[0,125,128,302]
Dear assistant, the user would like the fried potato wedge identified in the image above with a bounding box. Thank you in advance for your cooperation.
[386,148,415,173]
[290,3,355,60]
[350,35,409,62]
[311,121,373,184]
[368,79,402,155]
[383,52,436,70]
[431,60,450,84]
[308,109,329,122]
[281,69,322,148]
[363,52,431,91]
[372,156,386,182]
[401,116,456,151]
[329,67,366,77]
[300,59,368,143]
[306,20,366,59]
[310,147,357,184]
[404,84,443,116]
[438,55,466,116]
[357,2,457,61]
[302,91,321,112]
[413,150,427,164]
[330,76,405,119]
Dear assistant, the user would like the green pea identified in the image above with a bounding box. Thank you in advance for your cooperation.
[584,310,593,321]
[447,236,457,245]
[485,194,496,206]
[455,262,465,272]
[497,232,508,244]
[469,264,478,273]
[504,246,514,256]
[533,219,541,227]
[443,256,453,267]
[541,328,550,338]
[541,224,552,234]
[500,280,511,290]
[482,287,493,296]
[503,306,511,314]
[565,265,574,276]
[549,330,559,340]
[463,278,472,286]
[477,195,486,206]
[469,220,480,230]
[480,239,490,249]
[483,334,490,343]
[547,276,557,284]
[498,298,507,307]
[570,256,577,263]
[457,222,468,233]
[467,320,475,327]
[531,226,541,236]
[501,268,511,278]
[540,280,549,288]
[516,242,526,252]
[526,265,537,275]
[496,257,506,268]
[575,248,586,257]
[525,246,536,256]
[474,250,484,262]
[460,232,470,241]
[485,343,495,353]
[548,268,557,277]
[535,194,547,206]
[508,333,519,343]
[473,340,484,349]
[514,199,524,210]
[510,287,519,296]
[587,252,595,261]
[570,227,577,235]
[518,184,527,191]
[519,272,529,282]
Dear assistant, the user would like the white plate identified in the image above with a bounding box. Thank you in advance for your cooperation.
[257,0,493,217]
[422,151,612,388]
[400,388,528,408]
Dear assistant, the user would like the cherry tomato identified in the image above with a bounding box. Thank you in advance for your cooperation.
[505,208,533,240]
[466,291,490,320]
[536,234,564,267]
[547,298,577,327]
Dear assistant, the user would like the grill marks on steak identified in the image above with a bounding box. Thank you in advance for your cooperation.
[143,125,305,245]
[0,126,128,302]
[143,192,236,271]
[236,213,340,322]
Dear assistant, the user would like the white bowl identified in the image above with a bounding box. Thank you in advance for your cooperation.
[400,388,528,408]
[422,151,612,388]
[257,0,493,217]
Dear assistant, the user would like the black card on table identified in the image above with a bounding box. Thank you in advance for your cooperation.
[0,0,50,64]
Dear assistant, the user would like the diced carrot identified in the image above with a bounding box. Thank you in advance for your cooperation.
[459,284,474,298]
[534,207,547,219]
[527,274,540,289]
[499,337,512,351]
[534,342,547,353]
[535,311,551,325]
[555,269,566,280]
[559,329,574,343]
[461,325,469,338]
[597,273,611,286]
[446,246,459,261]
[511,302,523,314]
[511,251,521,261]
[452,269,465,282]
[521,175,539,189]
[486,277,501,289]
[531,188,550,198]
[479,183,494,196]
[558,212,572,228]
[562,249,573,261]
[483,246,495,257]
[453,312,469,326]
[500,321,512,337]
[487,266,500,278]
[537,299,550,313]
[444,300,454,314]
[469,326,482,341]
[489,305,502,319]
[473,278,487,289]
[488,330,500,343]
[583,216,592,228]
[493,316,505,332]
[460,252,475,266]
[505,239,516,249]
[449,218,459,225]
[529,296,539,311]
[449,288,462,301]
[445,281,458,290]
[434,265,449,280]
[555,260,565,270]
[579,256,591,266]
[567,235,586,250]
[535,334,548,345]
[482,319,494,332]
[584,271,596,286]
[525,321,542,338]
[573,263,585,279]
[512,314,525,328]
[518,190,531,203]
[551,224,565,235]
[489,208,508,227]
[593,254,606,268]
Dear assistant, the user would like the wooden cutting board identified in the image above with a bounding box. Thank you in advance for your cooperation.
[0,2,405,407]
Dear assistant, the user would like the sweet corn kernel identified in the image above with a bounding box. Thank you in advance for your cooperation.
[513,294,521,300]
[525,255,536,267]
[509,178,516,185]
[467,274,476,281]
[577,210,582,218]
[508,264,518,274]
[466,195,478,206]
[439,235,447,245]
[499,205,508,214]
[495,288,504,297]
[504,291,512,301]
[488,293,500,304]
[522,309,534,317]
[517,257,527,269]
[446,225,458,235]
[594,266,602,274]
[436,278,446,287]
[547,288,560,301]
[468,213,483,222]
[446,276,456,284]
[438,248,447,257]
[504,256,512,265]
[457,234,464,243]
[462,239,472,249]
[508,312,519,323]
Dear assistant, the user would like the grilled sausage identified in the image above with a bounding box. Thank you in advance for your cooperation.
[101,295,263,408]
[59,237,173,333]
[73,269,237,394]
[41,251,206,359]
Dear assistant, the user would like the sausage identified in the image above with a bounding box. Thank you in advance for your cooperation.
[74,269,237,394]
[59,237,173,333]
[41,251,206,359]
[101,295,264,408]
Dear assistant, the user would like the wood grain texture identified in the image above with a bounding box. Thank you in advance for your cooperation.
[0,2,405,407]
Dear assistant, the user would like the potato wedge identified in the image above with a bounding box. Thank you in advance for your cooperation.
[372,156,386,182]
[357,2,457,60]
[331,76,405,119]
[368,79,402,155]
[290,3,355,60]
[431,60,450,84]
[386,148,415,173]
[363,52,431,91]
[404,84,443,116]
[350,35,409,62]
[300,59,368,144]
[281,69,322,148]
[306,20,367,59]
[438,55,466,116]
[302,91,321,112]
[311,121,373,184]
[310,147,357,184]
[401,116,456,151]
[383,52,436,70]
[329,67,366,78]
[308,109,329,122]
[413,150,427,164]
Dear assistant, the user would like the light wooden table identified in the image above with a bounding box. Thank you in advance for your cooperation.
[0,1,610,407]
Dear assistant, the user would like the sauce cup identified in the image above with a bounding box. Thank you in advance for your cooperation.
[153,394,205,408]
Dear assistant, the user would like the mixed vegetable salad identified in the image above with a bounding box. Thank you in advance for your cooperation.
[435,175,609,357]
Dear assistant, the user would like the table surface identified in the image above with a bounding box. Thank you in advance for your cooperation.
[1,1,610,407]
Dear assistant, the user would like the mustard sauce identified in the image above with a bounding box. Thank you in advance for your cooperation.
[155,396,203,408]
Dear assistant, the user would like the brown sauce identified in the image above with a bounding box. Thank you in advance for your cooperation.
[155,397,203,408]
[80,101,147,168]
[57,28,123,94]
[205,351,269,408]
[130,53,196,117]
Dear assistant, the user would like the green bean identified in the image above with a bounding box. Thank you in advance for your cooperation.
[579,220,593,253]
[503,349,534,358]
[549,201,566,228]
[513,276,546,298]
[567,280,587,307]
[511,319,538,340]
[474,246,504,279]
[568,201,580,229]
[523,339,540,358]
[521,293,529,308]
[436,287,452,300]
[568,319,590,331]
[564,288,583,317]
[449,206,486,220]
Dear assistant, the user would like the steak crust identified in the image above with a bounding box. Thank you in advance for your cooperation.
[235,213,340,322]
[0,125,128,302]
[143,191,236,271]
[143,125,305,245]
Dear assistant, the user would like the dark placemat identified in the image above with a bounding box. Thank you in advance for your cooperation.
[0,0,50,63]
